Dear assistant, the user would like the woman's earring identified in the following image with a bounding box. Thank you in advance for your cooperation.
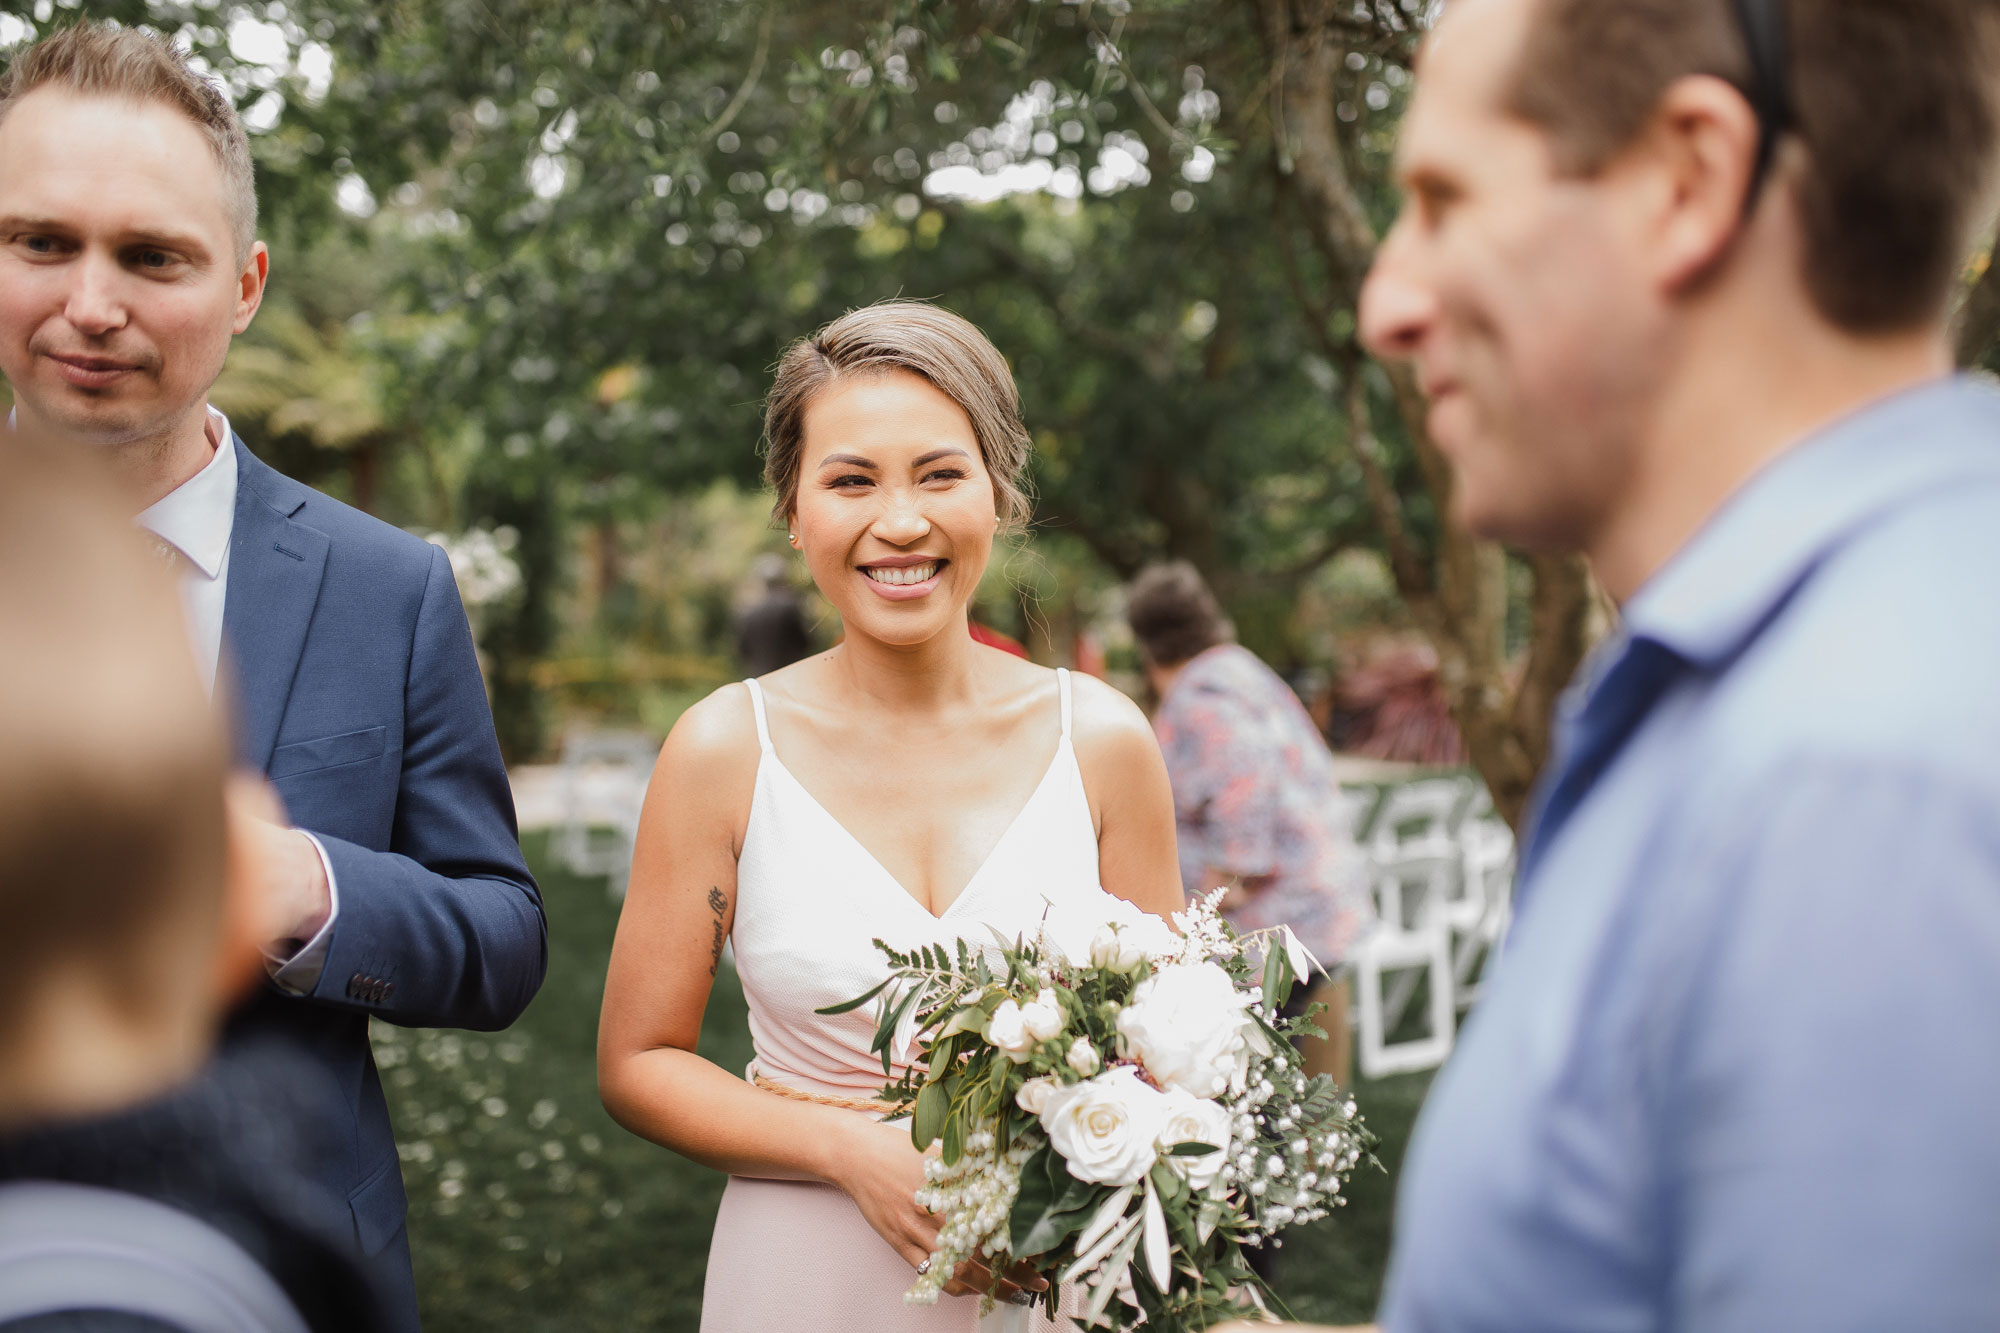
[788,532,799,547]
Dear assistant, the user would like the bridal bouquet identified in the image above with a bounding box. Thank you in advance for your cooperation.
[819,891,1373,1329]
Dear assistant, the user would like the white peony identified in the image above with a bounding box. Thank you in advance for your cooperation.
[1155,1089,1234,1190]
[984,999,1036,1062]
[1066,1036,1101,1077]
[1020,988,1066,1043]
[1040,1066,1168,1187]
[1116,962,1259,1098]
[1015,1076,1057,1116]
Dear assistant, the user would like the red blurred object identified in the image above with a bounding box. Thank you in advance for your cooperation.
[1330,640,1467,765]
[970,620,1030,659]
[1072,630,1107,680]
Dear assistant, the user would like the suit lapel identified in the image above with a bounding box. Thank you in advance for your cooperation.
[223,436,330,771]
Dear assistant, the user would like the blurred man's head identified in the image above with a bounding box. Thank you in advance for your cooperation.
[0,438,255,1131]
[0,23,266,455]
[1360,0,2000,560]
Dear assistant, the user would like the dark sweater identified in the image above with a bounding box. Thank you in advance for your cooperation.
[0,1032,393,1332]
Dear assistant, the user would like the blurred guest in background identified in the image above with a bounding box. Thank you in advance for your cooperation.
[0,441,387,1330]
[734,552,813,677]
[1126,562,1370,1087]
[0,26,544,1324]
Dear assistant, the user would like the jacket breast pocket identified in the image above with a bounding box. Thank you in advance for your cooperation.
[269,725,389,779]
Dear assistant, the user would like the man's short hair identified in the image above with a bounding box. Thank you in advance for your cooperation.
[1508,0,2000,332]
[0,439,228,1041]
[0,22,258,262]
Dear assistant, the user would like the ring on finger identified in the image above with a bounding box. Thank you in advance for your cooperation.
[916,1258,931,1276]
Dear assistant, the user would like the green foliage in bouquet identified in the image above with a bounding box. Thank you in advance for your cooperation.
[819,896,1376,1330]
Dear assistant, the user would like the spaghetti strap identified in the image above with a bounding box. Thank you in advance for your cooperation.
[742,679,774,754]
[1057,667,1074,741]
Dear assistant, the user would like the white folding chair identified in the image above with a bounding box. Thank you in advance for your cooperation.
[1369,777,1476,860]
[551,730,660,898]
[1368,847,1460,1031]
[1354,918,1456,1079]
[1451,819,1516,1010]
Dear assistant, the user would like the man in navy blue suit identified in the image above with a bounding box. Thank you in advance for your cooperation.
[0,25,545,1327]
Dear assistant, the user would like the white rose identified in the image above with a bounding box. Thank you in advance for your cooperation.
[1021,988,1065,1043]
[984,999,1035,1062]
[1066,1036,1101,1077]
[1116,962,1258,1098]
[1155,1089,1233,1190]
[1015,1076,1057,1116]
[1040,1066,1168,1187]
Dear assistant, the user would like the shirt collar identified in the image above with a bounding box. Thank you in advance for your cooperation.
[134,407,238,580]
[1623,375,2000,669]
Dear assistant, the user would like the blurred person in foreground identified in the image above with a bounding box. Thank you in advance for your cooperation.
[1126,562,1369,1091]
[1357,0,2000,1329]
[0,25,545,1324]
[0,441,389,1329]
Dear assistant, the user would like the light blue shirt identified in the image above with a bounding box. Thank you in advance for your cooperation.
[1380,377,2000,1332]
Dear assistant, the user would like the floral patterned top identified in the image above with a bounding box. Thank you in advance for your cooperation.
[1153,644,1370,964]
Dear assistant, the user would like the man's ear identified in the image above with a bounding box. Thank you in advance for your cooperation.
[232,240,270,335]
[210,772,279,1006]
[1634,74,1768,297]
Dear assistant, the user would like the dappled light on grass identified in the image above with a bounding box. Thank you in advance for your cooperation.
[371,1023,616,1292]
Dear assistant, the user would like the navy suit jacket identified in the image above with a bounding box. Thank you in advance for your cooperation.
[218,437,545,1289]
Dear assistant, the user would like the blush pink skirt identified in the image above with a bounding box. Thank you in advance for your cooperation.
[700,1176,1081,1332]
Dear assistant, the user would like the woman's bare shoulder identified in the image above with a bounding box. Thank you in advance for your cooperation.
[653,681,762,804]
[1068,672,1157,751]
[1068,672,1170,797]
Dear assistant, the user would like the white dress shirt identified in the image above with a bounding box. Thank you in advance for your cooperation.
[135,406,342,996]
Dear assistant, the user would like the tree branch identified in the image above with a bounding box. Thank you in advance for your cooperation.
[1344,367,1432,600]
[1085,14,1199,155]
[699,5,773,146]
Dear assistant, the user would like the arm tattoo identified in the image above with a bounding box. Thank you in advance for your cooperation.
[707,887,728,977]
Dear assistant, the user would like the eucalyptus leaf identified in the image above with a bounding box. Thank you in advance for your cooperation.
[813,975,892,1016]
[1013,1192,1095,1258]
[1008,1146,1060,1250]
[1262,940,1288,1010]
[911,1079,947,1150]
[940,1106,965,1165]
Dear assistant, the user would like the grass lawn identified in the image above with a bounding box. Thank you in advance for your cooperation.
[375,832,1435,1329]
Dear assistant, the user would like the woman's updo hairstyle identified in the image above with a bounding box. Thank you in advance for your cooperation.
[762,300,1034,532]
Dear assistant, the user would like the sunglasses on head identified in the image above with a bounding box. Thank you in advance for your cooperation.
[1729,0,1793,212]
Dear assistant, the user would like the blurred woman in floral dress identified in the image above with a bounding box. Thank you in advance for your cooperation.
[1126,562,1371,1090]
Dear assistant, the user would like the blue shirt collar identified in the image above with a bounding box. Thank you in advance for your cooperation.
[1624,375,2000,670]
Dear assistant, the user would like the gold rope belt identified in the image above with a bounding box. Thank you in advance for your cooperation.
[752,1072,901,1116]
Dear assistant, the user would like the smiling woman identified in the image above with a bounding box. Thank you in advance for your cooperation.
[598,300,1187,1330]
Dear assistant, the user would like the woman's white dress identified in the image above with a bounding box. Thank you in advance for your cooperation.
[699,671,1101,1332]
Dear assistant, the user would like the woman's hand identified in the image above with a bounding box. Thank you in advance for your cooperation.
[827,1116,1049,1304]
